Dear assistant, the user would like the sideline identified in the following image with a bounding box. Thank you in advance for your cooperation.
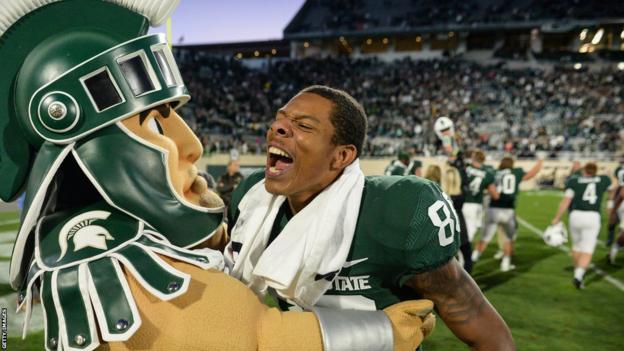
[516,216,624,293]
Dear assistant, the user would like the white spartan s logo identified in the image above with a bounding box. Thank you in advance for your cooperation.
[56,211,115,261]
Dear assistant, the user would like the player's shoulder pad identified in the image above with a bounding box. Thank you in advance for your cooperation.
[364,176,449,234]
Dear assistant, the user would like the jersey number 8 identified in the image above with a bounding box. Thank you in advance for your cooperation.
[428,194,460,247]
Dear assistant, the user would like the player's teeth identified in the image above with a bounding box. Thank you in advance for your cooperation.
[269,166,278,173]
[269,146,290,158]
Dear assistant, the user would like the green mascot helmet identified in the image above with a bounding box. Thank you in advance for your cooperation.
[1,0,224,289]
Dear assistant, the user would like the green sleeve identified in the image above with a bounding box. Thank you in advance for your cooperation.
[395,180,460,286]
[564,177,574,190]
[602,175,612,191]
[484,170,495,187]
[227,169,265,234]
[517,168,526,181]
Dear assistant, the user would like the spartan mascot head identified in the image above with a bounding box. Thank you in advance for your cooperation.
[0,0,224,290]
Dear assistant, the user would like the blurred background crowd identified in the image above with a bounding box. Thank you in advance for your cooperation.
[177,55,624,158]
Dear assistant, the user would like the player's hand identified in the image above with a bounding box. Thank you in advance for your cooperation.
[383,299,436,351]
[550,218,560,225]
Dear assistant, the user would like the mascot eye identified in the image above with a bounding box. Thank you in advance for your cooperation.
[147,117,164,135]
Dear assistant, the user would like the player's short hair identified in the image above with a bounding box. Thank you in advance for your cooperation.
[499,156,514,170]
[584,162,597,176]
[472,150,486,164]
[425,165,441,184]
[300,85,367,157]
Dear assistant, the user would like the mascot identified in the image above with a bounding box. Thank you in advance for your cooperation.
[0,0,435,350]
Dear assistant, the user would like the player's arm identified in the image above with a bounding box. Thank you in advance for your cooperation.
[487,183,500,201]
[406,259,515,351]
[522,159,543,181]
[615,187,624,209]
[551,189,573,225]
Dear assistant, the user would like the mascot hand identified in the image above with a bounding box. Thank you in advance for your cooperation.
[383,299,436,351]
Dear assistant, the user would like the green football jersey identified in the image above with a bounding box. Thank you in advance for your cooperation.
[464,165,495,204]
[565,175,611,212]
[384,160,408,176]
[406,159,423,176]
[229,170,460,311]
[490,168,525,209]
[615,166,624,187]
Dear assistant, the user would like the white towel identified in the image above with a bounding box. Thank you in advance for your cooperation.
[225,159,365,308]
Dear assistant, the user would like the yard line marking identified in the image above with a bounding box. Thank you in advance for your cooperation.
[0,219,19,226]
[517,216,624,293]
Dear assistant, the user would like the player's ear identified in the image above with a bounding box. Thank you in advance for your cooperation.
[330,144,357,171]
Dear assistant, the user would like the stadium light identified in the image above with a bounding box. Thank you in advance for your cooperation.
[366,38,372,45]
[591,28,604,45]
[254,50,260,57]
[235,53,243,60]
[382,38,389,44]
[574,63,582,70]
[579,28,588,40]
[621,29,624,39]
[303,41,310,48]
[618,62,624,70]
[271,48,277,55]
[448,32,454,38]
[416,36,422,43]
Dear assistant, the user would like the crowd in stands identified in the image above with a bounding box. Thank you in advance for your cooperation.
[177,54,624,158]
[286,0,624,34]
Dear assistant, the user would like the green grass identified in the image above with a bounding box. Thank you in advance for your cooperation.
[422,191,624,350]
[4,192,624,350]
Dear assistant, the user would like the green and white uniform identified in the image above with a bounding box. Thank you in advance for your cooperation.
[462,165,495,241]
[229,171,460,311]
[482,168,525,242]
[407,160,423,176]
[565,175,611,253]
[384,159,422,176]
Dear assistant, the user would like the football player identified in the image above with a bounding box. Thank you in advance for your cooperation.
[472,157,543,271]
[606,158,624,246]
[551,162,611,289]
[464,150,500,246]
[385,151,411,175]
[385,151,422,177]
[434,119,473,272]
[226,87,515,350]
[0,1,435,349]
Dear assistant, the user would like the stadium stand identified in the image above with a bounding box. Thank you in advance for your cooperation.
[284,0,624,36]
[176,55,624,158]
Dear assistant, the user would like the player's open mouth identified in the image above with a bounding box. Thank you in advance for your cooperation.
[266,145,294,177]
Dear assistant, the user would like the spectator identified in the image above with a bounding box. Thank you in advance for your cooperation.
[217,160,244,206]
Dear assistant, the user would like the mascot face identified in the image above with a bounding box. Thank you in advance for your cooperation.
[120,104,221,208]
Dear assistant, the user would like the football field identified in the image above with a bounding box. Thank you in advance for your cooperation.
[2,190,623,350]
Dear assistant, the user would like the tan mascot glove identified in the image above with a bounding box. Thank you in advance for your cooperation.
[383,299,436,351]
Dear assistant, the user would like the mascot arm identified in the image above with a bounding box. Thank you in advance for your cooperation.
[103,258,433,351]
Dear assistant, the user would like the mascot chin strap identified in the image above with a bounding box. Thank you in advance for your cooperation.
[18,202,224,351]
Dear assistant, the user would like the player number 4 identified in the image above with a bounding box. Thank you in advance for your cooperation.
[428,194,459,247]
[582,183,597,205]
